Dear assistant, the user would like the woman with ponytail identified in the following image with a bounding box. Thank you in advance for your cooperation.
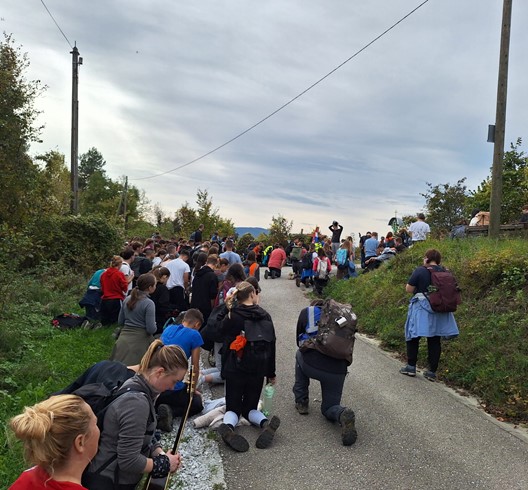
[110,273,157,365]
[83,340,187,490]
[100,256,128,326]
[217,282,280,453]
[9,395,99,489]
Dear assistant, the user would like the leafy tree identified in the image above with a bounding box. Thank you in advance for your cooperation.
[268,214,293,247]
[0,34,45,227]
[237,233,255,253]
[35,150,70,215]
[79,147,106,190]
[468,139,528,224]
[421,178,469,235]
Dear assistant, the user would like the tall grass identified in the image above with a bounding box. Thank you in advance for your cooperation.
[326,238,528,422]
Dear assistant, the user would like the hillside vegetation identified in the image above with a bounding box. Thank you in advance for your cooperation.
[325,237,528,423]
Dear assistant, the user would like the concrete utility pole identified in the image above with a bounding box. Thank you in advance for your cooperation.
[489,0,513,238]
[70,45,82,214]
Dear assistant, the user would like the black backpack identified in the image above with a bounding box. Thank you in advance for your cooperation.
[425,266,462,313]
[51,313,88,330]
[200,304,229,347]
[302,251,313,270]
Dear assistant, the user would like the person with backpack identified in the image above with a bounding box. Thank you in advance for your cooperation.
[9,395,99,489]
[313,248,332,296]
[293,299,358,446]
[217,282,280,452]
[399,249,460,382]
[83,340,187,489]
[298,243,316,290]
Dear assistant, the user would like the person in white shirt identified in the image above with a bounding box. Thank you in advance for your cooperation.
[409,213,430,243]
[120,248,135,293]
[165,249,190,311]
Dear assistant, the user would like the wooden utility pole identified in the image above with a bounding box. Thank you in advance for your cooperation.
[489,0,512,237]
[70,45,82,214]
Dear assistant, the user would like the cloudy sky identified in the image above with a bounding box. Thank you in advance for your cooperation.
[2,0,527,238]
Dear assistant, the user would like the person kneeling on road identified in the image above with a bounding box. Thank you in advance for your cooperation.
[264,244,286,279]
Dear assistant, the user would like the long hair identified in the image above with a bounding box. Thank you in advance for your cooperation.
[226,281,255,310]
[10,395,92,476]
[226,263,246,284]
[138,339,188,375]
[128,273,156,310]
[110,255,123,268]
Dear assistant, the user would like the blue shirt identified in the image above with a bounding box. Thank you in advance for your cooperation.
[364,237,379,258]
[219,250,242,265]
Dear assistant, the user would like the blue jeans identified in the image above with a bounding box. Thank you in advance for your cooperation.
[293,350,346,422]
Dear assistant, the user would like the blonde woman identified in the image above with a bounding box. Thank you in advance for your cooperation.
[9,395,99,489]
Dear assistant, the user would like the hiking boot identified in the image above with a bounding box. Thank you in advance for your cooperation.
[217,424,249,452]
[399,365,416,377]
[295,401,309,415]
[295,277,301,287]
[264,270,269,280]
[256,416,281,449]
[157,404,173,432]
[423,370,437,382]
[339,409,357,446]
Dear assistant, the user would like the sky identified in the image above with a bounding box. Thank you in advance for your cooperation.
[2,0,527,239]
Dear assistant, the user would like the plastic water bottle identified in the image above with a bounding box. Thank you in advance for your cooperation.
[262,383,275,417]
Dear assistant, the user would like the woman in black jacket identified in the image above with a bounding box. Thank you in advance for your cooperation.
[190,253,218,324]
[151,266,173,334]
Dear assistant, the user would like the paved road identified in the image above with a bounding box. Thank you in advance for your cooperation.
[215,268,528,490]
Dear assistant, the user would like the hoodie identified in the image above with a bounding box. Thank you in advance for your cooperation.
[100,267,128,300]
[190,265,218,319]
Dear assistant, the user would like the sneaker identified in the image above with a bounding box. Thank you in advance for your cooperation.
[423,370,437,382]
[256,416,281,449]
[264,270,269,280]
[81,319,92,330]
[217,424,249,452]
[91,321,103,330]
[295,401,309,415]
[157,404,173,432]
[399,365,416,377]
[339,409,357,446]
[295,277,301,287]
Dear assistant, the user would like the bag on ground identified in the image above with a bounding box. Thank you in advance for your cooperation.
[51,313,88,330]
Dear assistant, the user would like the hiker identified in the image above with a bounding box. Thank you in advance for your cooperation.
[245,251,260,281]
[409,213,430,244]
[218,282,280,452]
[120,248,135,294]
[329,221,344,260]
[264,244,286,279]
[399,249,459,381]
[165,248,191,313]
[190,253,219,325]
[151,266,173,335]
[100,256,128,326]
[293,300,358,446]
[157,309,205,432]
[83,340,186,489]
[110,273,157,365]
[219,239,242,265]
[9,395,99,489]
[79,267,105,323]
[313,248,331,295]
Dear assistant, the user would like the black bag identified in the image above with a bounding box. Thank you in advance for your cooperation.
[425,266,462,313]
[301,252,313,270]
[51,313,88,330]
[200,304,228,346]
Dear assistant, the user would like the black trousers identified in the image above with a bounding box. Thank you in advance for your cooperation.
[100,299,122,326]
[406,336,442,372]
[156,387,203,417]
[225,372,264,419]
[168,286,189,313]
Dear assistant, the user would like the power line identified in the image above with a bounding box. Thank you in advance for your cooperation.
[132,0,430,181]
[39,0,73,48]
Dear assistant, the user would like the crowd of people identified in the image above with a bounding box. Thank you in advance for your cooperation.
[9,215,460,489]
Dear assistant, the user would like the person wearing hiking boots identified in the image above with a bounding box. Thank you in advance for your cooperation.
[399,249,459,382]
[217,282,280,452]
[264,243,286,279]
[293,301,358,446]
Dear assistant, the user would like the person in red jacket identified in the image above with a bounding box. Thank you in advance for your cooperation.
[100,255,128,325]
[264,244,286,279]
[9,395,99,490]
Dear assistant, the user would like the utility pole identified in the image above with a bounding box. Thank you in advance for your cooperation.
[489,0,513,238]
[70,44,82,214]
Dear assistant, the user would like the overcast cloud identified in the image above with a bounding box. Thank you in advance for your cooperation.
[2,0,527,238]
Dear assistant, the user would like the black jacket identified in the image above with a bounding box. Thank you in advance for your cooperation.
[190,266,218,321]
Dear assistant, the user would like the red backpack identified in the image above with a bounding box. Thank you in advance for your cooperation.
[425,266,462,313]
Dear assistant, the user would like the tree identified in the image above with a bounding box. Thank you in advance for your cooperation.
[0,34,45,227]
[468,139,528,224]
[35,150,70,215]
[421,178,469,235]
[79,147,106,190]
[268,214,293,247]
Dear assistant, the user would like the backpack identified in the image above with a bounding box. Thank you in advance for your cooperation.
[425,266,462,313]
[190,231,196,241]
[200,304,228,346]
[299,299,357,365]
[302,252,313,270]
[297,306,321,345]
[315,257,328,278]
[336,249,349,269]
[51,313,88,330]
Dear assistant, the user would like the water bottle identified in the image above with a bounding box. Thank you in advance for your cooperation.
[262,383,275,417]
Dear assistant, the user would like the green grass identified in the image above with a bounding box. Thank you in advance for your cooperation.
[325,237,528,423]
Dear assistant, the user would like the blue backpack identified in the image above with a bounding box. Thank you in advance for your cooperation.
[298,306,321,345]
[336,249,349,268]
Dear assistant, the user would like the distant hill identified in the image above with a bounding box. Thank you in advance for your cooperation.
[235,227,269,237]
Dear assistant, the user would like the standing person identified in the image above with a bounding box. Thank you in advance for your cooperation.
[329,221,344,261]
[120,248,135,294]
[518,205,528,224]
[264,244,286,279]
[409,213,431,244]
[219,239,242,266]
[9,395,99,490]
[110,273,157,365]
[293,301,357,446]
[100,256,128,326]
[165,249,191,312]
[218,282,280,452]
[313,248,332,295]
[399,249,459,381]
[83,341,185,489]
[192,224,204,244]
[190,253,219,324]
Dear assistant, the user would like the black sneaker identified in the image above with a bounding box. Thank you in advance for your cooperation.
[157,404,173,432]
[295,401,309,415]
[256,416,280,449]
[423,370,437,382]
[339,409,357,446]
[399,365,416,377]
[217,424,249,452]
[264,270,269,280]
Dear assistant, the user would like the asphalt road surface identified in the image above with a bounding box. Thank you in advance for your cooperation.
[215,268,528,490]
